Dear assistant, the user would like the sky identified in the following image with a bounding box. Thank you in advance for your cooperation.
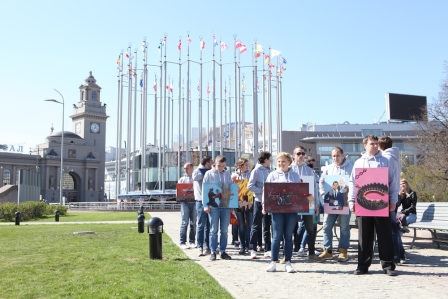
[1,0,448,154]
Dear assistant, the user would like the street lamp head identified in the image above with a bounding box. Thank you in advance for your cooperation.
[45,99,63,104]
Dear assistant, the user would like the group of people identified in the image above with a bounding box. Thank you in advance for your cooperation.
[177,134,417,275]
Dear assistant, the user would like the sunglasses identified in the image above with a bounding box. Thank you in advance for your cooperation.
[296,152,306,156]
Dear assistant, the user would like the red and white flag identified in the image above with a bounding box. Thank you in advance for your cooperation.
[187,36,191,44]
[178,39,182,51]
[200,40,205,50]
[125,50,130,58]
[239,45,247,54]
[153,80,157,91]
[221,42,228,51]
[170,83,173,93]
[235,40,242,48]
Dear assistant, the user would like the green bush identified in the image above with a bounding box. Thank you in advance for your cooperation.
[0,202,68,222]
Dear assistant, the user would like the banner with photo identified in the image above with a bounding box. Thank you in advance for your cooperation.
[264,182,310,213]
[176,183,195,203]
[298,175,315,215]
[354,168,389,217]
[202,182,238,208]
[234,179,254,211]
[323,175,350,215]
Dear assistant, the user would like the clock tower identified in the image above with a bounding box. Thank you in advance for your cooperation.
[70,72,109,194]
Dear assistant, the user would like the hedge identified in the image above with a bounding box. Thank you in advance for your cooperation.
[0,202,68,222]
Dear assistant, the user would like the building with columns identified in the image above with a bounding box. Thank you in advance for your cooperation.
[0,72,108,203]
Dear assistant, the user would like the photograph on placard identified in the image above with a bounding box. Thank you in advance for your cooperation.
[322,175,350,215]
[264,182,310,213]
[202,182,238,208]
[176,183,195,203]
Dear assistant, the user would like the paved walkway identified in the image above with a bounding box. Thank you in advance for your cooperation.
[150,211,448,299]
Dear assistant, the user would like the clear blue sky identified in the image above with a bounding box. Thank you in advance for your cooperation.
[1,0,447,153]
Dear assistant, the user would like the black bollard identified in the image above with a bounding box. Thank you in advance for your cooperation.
[15,211,20,225]
[137,213,145,233]
[147,217,164,260]
[55,210,60,222]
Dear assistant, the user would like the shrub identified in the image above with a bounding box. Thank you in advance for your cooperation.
[0,202,68,222]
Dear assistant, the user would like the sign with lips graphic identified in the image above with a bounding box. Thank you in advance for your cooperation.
[354,168,389,217]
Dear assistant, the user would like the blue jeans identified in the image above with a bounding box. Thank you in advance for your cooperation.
[196,201,210,250]
[236,210,253,249]
[208,207,231,253]
[271,213,298,262]
[390,211,405,262]
[180,202,197,245]
[322,212,351,250]
[296,215,317,255]
[406,213,417,225]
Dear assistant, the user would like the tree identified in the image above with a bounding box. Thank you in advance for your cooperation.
[413,63,448,185]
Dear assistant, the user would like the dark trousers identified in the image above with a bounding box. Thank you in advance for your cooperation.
[357,216,396,271]
[262,213,271,251]
[250,201,263,250]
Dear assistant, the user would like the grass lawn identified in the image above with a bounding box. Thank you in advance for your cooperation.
[0,213,232,299]
[29,211,139,222]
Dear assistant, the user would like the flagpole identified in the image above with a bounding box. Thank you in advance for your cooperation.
[262,51,266,151]
[115,51,124,199]
[212,34,216,159]
[241,74,244,155]
[158,39,163,191]
[233,35,238,158]
[219,37,223,156]
[228,76,232,150]
[167,75,171,153]
[186,33,191,162]
[276,55,280,153]
[268,47,272,155]
[132,47,138,192]
[199,36,203,161]
[178,37,182,177]
[141,38,148,194]
[279,74,283,153]
[253,41,259,163]
[162,34,168,192]
[126,44,132,195]
[207,83,210,151]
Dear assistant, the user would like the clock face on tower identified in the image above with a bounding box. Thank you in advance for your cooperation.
[75,122,81,134]
[90,122,100,133]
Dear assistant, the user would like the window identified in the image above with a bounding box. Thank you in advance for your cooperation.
[91,91,97,101]
[361,129,383,136]
[341,143,363,153]
[2,168,11,185]
[317,146,333,152]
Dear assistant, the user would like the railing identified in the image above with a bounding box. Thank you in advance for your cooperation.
[65,201,181,211]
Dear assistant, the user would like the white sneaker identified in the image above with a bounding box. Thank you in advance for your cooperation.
[264,251,271,258]
[285,261,296,273]
[297,248,305,257]
[180,244,188,250]
[189,243,195,249]
[250,250,258,259]
[266,261,276,272]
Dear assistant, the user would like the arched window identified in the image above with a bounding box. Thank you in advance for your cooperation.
[2,168,11,185]
[63,173,75,190]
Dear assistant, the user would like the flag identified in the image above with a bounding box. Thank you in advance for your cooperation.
[207,84,210,94]
[254,44,263,58]
[197,83,200,91]
[163,37,166,45]
[153,80,157,91]
[271,49,281,57]
[221,42,228,51]
[139,78,143,88]
[242,81,247,91]
[133,70,137,77]
[116,55,121,65]
[125,50,130,58]
[264,55,270,63]
[280,57,287,64]
[178,39,182,51]
[235,40,242,48]
[282,66,286,71]
[166,84,169,89]
[141,42,146,52]
[170,82,173,93]
[269,63,275,68]
[200,40,205,50]
[224,83,227,94]
[213,37,218,47]
[240,45,247,54]
[187,36,191,44]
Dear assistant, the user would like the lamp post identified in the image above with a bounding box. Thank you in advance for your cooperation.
[45,88,65,205]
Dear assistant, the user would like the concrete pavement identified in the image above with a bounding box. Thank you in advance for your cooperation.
[150,211,448,299]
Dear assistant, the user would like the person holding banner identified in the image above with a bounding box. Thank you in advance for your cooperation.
[178,162,196,250]
[263,152,299,273]
[231,157,252,255]
[291,146,322,262]
[193,156,213,256]
[248,151,272,259]
[203,155,233,261]
[319,147,353,261]
[348,135,399,276]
